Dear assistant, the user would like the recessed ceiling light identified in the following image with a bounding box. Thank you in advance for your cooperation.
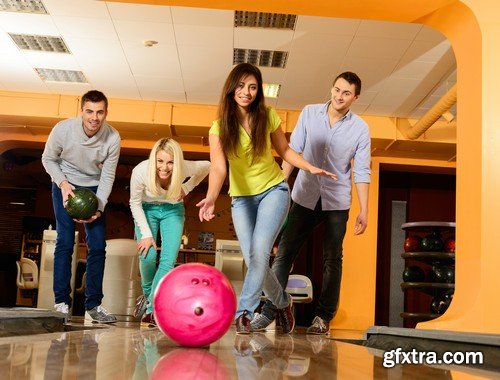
[263,83,281,98]
[235,11,296,30]
[142,40,158,47]
[9,33,70,53]
[233,48,288,68]
[0,0,47,14]
[35,68,88,83]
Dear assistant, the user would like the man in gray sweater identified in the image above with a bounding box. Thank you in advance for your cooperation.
[42,90,121,323]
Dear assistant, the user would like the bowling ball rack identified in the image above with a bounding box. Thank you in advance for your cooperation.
[400,221,456,328]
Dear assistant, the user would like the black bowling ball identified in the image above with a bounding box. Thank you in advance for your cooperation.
[402,265,425,282]
[430,265,455,283]
[421,233,444,251]
[430,293,452,314]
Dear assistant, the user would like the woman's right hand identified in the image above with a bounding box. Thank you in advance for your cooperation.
[137,237,157,258]
[196,197,216,222]
[309,166,338,180]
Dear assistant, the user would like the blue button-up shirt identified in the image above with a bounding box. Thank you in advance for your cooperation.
[289,102,371,211]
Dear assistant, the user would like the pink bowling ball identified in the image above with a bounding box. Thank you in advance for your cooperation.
[151,349,229,380]
[153,263,236,347]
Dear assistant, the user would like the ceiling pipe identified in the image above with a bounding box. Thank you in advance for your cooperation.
[405,83,457,140]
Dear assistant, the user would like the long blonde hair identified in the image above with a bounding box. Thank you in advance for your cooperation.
[146,138,185,199]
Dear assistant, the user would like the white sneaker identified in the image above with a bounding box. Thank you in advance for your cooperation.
[54,302,69,323]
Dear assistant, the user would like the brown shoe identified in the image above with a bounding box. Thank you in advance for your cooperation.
[306,316,329,335]
[235,310,251,334]
[277,296,295,334]
[141,312,156,328]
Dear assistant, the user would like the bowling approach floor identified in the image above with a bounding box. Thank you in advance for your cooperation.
[1,313,500,379]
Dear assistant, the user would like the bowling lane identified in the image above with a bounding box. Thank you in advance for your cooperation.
[0,323,498,379]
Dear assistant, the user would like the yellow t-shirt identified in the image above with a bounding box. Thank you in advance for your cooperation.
[209,107,285,196]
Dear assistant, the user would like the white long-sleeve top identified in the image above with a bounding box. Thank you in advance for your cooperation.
[130,159,210,239]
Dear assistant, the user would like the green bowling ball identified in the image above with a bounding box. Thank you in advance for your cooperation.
[402,265,425,282]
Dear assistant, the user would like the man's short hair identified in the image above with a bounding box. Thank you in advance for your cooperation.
[334,72,362,96]
[81,90,108,110]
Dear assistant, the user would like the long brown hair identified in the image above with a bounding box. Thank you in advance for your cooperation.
[217,63,268,161]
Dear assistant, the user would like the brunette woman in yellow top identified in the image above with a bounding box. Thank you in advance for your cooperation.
[197,63,336,334]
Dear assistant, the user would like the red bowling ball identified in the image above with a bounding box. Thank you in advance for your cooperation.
[403,235,422,252]
[444,237,456,253]
[153,263,236,347]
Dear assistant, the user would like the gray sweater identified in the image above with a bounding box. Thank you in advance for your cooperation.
[41,117,121,211]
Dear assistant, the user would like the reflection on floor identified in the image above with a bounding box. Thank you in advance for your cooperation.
[1,319,499,379]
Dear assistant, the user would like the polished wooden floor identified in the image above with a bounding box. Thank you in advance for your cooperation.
[1,320,498,379]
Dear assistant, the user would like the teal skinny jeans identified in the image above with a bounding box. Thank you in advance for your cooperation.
[134,202,185,313]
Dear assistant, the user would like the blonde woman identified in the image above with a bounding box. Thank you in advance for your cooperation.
[130,138,210,326]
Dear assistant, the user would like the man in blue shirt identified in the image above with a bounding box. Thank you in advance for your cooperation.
[251,72,371,334]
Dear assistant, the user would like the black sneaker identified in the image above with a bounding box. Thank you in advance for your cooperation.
[277,296,295,334]
[306,316,329,335]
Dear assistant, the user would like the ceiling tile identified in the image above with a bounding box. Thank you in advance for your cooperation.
[113,20,176,44]
[134,75,184,93]
[295,16,360,35]
[43,0,109,17]
[51,16,117,40]
[356,19,421,39]
[345,36,413,60]
[121,41,181,77]
[0,13,59,35]
[399,40,453,64]
[171,7,233,26]
[107,2,172,22]
[22,51,80,70]
[414,25,447,42]
[174,24,232,46]
[234,28,294,51]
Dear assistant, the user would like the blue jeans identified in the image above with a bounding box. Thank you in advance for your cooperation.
[231,181,291,319]
[134,202,185,313]
[51,182,106,310]
[262,200,349,322]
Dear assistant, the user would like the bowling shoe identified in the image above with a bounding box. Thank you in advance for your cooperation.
[277,296,295,334]
[141,312,156,328]
[85,305,117,324]
[54,302,70,323]
[235,310,251,334]
[306,316,329,335]
[250,313,275,332]
[133,294,148,318]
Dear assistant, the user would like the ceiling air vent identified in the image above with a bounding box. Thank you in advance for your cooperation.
[0,0,47,14]
[233,48,288,69]
[35,68,88,83]
[235,11,296,30]
[9,33,70,53]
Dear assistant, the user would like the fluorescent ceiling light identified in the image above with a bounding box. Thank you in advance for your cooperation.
[9,33,70,53]
[263,83,281,98]
[0,0,47,14]
[233,48,288,68]
[235,11,297,30]
[35,68,88,83]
